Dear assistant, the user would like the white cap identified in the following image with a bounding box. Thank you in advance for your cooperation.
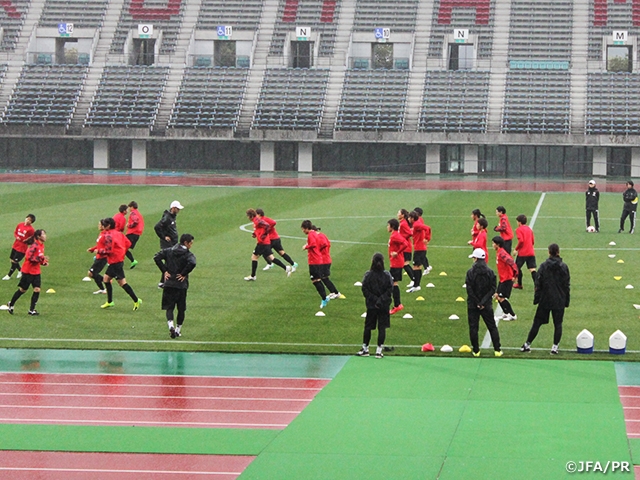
[170,200,184,210]
[589,179,596,185]
[469,248,486,259]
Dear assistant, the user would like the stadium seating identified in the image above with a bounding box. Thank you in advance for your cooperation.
[419,70,489,133]
[1,64,87,127]
[169,67,248,129]
[39,0,108,28]
[253,68,329,130]
[0,0,28,51]
[588,0,640,60]
[352,0,419,32]
[502,71,571,134]
[196,0,263,31]
[586,72,640,135]
[85,65,168,128]
[335,69,409,131]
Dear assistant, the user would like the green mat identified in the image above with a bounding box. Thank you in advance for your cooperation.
[240,357,632,479]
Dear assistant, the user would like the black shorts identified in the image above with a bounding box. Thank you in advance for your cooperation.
[162,287,187,311]
[497,280,513,299]
[503,239,513,254]
[320,263,331,278]
[18,273,41,290]
[309,264,323,281]
[364,308,390,330]
[412,250,428,268]
[126,234,140,249]
[403,251,412,263]
[253,244,273,257]
[390,267,403,282]
[90,257,108,275]
[270,238,284,253]
[516,255,537,270]
[9,249,25,263]
[105,262,125,280]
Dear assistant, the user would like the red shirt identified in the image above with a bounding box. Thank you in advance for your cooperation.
[12,222,34,254]
[389,231,410,269]
[261,216,280,241]
[495,214,513,241]
[97,230,131,264]
[470,229,489,264]
[126,209,144,236]
[304,230,324,265]
[399,219,413,246]
[88,232,108,259]
[515,225,535,257]
[471,220,480,240]
[495,247,519,283]
[317,231,331,264]
[252,217,271,245]
[21,240,46,275]
[114,212,126,233]
[411,218,430,252]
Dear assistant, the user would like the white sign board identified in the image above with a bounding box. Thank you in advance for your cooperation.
[217,25,232,38]
[138,24,153,37]
[296,27,311,39]
[58,23,74,36]
[613,31,627,44]
[374,28,391,39]
[454,29,469,42]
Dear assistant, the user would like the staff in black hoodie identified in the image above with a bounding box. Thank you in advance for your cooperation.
[154,233,196,339]
[520,243,570,355]
[619,180,638,234]
[357,253,393,359]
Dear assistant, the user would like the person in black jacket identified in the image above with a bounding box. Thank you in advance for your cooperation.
[619,181,638,234]
[520,243,570,355]
[357,252,393,359]
[155,200,183,249]
[465,248,502,357]
[154,233,196,339]
[585,180,600,232]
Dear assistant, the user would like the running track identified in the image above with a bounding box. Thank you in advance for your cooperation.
[619,386,640,479]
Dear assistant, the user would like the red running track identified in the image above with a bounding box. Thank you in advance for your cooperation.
[0,451,254,479]
[0,372,329,429]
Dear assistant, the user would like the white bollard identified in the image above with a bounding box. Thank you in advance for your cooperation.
[576,329,594,354]
[609,330,627,355]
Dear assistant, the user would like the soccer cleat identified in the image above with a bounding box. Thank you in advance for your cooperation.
[100,301,114,309]
[383,346,395,352]
[501,314,517,321]
[28,310,39,316]
[619,229,624,233]
[7,303,13,315]
[389,304,404,315]
[320,298,330,309]
[16,272,22,279]
[375,351,384,359]
[93,289,107,295]
[130,260,138,269]
[328,292,341,300]
[244,276,256,281]
[286,265,292,277]
[169,326,176,339]
[158,283,165,289]
[520,343,531,352]
[133,299,142,311]
[262,263,274,271]
[406,286,421,293]
[292,262,298,272]
[472,351,481,357]
[356,348,369,357]
[513,283,522,289]
[406,281,414,288]
[1,275,10,281]
[494,350,503,357]
[550,345,559,355]
[631,229,635,234]
[426,266,433,274]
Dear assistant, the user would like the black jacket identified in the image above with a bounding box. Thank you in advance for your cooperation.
[154,210,178,247]
[534,255,570,309]
[361,269,393,311]
[623,188,638,212]
[465,259,496,309]
[154,244,196,290]
[585,187,599,211]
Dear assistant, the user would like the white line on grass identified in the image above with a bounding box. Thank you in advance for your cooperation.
[529,192,546,229]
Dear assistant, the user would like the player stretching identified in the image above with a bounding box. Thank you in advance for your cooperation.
[244,209,290,281]
[387,218,411,315]
[96,218,141,310]
[3,214,35,281]
[7,229,48,315]
[256,209,298,272]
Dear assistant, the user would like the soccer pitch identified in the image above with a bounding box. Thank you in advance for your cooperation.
[0,182,636,360]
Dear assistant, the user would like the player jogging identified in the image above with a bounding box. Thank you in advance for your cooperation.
[7,229,48,316]
[3,214,35,281]
[397,209,415,287]
[114,204,127,232]
[154,233,196,339]
[492,236,519,321]
[469,217,489,263]
[125,201,144,269]
[315,226,342,299]
[96,218,141,310]
[406,209,431,293]
[514,214,537,289]
[244,209,291,281]
[494,206,514,254]
[256,208,298,272]
[301,220,330,308]
[86,220,108,295]
[470,209,485,243]
[387,218,411,315]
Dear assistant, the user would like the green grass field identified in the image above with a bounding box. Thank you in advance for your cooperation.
[0,182,637,360]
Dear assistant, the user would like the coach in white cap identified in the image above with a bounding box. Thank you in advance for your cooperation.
[155,200,184,249]
[465,248,503,357]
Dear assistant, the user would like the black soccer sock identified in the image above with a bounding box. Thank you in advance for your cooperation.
[392,285,401,307]
[166,309,174,322]
[531,270,538,284]
[105,282,113,303]
[10,289,24,306]
[322,278,338,294]
[363,328,372,346]
[93,273,104,290]
[7,263,18,276]
[313,281,327,299]
[517,270,523,285]
[501,299,515,316]
[122,283,138,302]
[281,253,294,265]
[126,250,134,262]
[403,264,415,281]
[262,254,271,265]
[251,260,258,277]
[29,291,39,311]
[377,327,386,347]
[272,258,287,270]
[413,269,423,288]
[176,310,185,326]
